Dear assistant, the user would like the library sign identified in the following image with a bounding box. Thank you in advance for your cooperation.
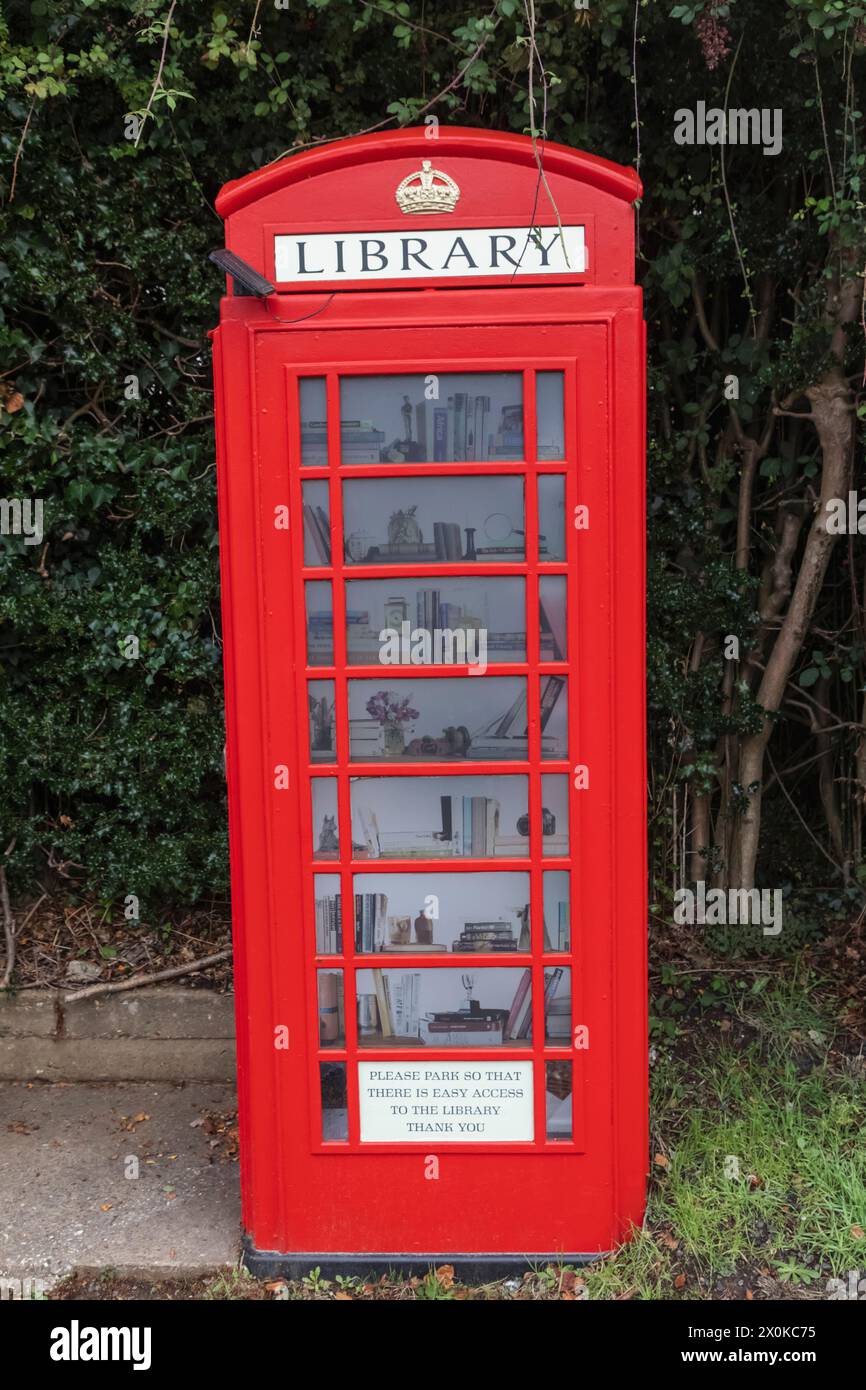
[212,127,646,1273]
[274,224,588,283]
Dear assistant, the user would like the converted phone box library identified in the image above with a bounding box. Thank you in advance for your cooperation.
[210,126,647,1270]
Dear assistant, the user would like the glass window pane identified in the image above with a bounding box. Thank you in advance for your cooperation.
[345,577,526,665]
[540,676,568,760]
[300,378,328,467]
[352,870,529,954]
[541,774,569,856]
[350,775,529,859]
[539,576,567,661]
[342,476,525,566]
[536,372,565,460]
[348,677,528,761]
[340,372,523,464]
[308,679,336,761]
[306,581,333,665]
[543,870,570,953]
[302,480,332,566]
[544,965,571,1043]
[311,778,340,859]
[355,966,530,1046]
[545,1060,572,1140]
[538,475,565,561]
[317,969,344,1047]
[314,873,342,952]
[320,1062,348,1141]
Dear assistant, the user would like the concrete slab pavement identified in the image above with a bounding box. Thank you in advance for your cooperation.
[0,1081,241,1286]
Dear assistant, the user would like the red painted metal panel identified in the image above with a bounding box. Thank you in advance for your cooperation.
[213,130,646,1260]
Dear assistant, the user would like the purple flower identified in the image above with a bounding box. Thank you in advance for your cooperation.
[366,690,419,726]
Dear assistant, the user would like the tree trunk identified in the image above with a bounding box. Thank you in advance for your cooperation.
[732,366,856,886]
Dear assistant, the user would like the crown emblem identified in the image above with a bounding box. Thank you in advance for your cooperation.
[395,160,460,215]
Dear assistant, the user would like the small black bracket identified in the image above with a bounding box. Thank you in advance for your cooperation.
[209,249,275,298]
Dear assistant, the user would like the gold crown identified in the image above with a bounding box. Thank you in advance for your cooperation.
[395,160,460,215]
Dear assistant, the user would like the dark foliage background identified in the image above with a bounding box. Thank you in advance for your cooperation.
[0,0,864,925]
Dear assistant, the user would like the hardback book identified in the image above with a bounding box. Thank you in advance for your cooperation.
[505,968,532,1039]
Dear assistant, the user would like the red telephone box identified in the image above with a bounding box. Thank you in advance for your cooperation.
[211,127,646,1274]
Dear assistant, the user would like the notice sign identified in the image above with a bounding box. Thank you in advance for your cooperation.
[359,1061,534,1142]
[273,226,587,283]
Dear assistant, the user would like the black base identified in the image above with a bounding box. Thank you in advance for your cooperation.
[241,1233,602,1281]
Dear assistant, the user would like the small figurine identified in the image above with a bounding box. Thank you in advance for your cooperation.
[388,506,423,548]
[317,814,339,856]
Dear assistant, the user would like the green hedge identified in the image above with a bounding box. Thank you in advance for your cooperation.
[1,2,863,910]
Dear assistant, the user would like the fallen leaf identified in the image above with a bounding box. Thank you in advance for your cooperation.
[436,1264,455,1288]
[5,392,24,413]
[851,1225,865,1240]
[659,1231,680,1250]
[334,1292,353,1300]
[654,1153,669,1168]
[674,1273,686,1289]
[99,1202,112,1212]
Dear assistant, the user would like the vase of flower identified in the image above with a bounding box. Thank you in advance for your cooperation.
[365,690,419,760]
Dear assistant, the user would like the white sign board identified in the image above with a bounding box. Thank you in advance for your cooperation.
[359,1061,534,1142]
[274,226,586,283]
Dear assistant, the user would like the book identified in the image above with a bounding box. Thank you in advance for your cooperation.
[371,969,393,1036]
[505,968,531,1038]
[314,893,343,953]
[303,504,331,564]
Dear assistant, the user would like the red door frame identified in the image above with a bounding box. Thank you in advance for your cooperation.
[213,284,646,1266]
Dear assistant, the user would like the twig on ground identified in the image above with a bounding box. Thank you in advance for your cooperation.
[63,949,232,1003]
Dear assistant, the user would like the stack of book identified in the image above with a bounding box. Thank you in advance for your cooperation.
[422,1006,509,1045]
[415,393,495,462]
[546,995,571,1042]
[452,920,518,953]
[315,892,343,953]
[301,418,385,466]
[354,892,388,952]
[307,608,375,663]
[370,968,423,1040]
[383,588,487,634]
